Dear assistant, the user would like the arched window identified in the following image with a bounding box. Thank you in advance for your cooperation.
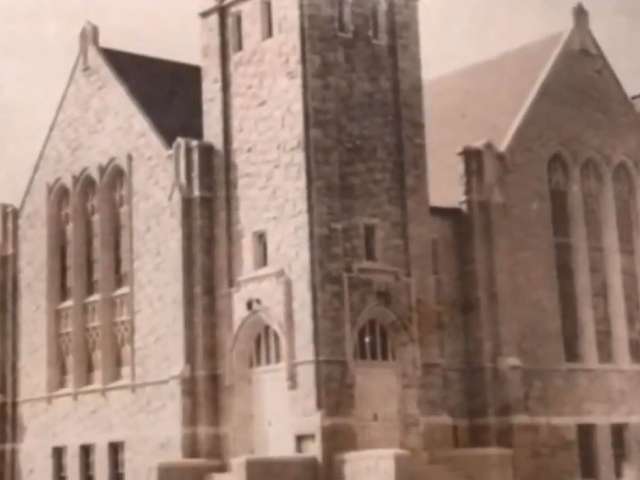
[82,179,99,296]
[107,168,132,381]
[79,177,100,385]
[58,189,72,302]
[112,172,129,289]
[54,186,73,389]
[582,160,613,363]
[355,319,395,362]
[548,155,580,362]
[613,164,640,363]
[249,325,282,368]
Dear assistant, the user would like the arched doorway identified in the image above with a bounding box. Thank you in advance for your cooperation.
[231,314,293,456]
[249,324,291,454]
[352,307,408,448]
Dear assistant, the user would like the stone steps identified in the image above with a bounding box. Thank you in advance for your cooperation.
[206,472,233,480]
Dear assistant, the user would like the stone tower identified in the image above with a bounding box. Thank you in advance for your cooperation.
[199,0,435,470]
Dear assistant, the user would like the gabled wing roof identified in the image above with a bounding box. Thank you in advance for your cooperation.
[426,32,566,208]
[101,47,203,145]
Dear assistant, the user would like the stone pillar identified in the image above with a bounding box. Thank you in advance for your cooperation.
[459,143,523,448]
[595,423,615,480]
[175,138,222,459]
[0,206,17,480]
[391,0,442,431]
[569,171,598,363]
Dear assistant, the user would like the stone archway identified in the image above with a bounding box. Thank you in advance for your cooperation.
[350,304,417,449]
[229,311,293,456]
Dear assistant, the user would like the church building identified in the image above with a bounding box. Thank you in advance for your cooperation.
[0,2,638,480]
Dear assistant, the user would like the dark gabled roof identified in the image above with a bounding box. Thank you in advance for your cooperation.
[426,32,566,207]
[101,47,203,145]
[632,94,640,112]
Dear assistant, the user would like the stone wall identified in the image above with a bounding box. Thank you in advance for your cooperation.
[16,40,184,479]
[462,18,640,480]
[200,0,318,459]
[298,0,435,460]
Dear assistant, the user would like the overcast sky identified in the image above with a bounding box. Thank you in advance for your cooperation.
[1,0,639,204]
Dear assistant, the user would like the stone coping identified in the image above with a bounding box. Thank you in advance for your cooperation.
[432,447,513,458]
[335,449,411,460]
[232,454,317,464]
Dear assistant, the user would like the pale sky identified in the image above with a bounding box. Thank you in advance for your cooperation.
[1,0,640,205]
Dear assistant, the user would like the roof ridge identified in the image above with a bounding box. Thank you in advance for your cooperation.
[427,30,566,83]
[101,46,201,69]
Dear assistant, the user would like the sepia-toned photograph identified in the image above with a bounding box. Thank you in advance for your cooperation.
[1,0,640,479]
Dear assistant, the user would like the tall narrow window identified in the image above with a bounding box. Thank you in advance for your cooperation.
[58,190,72,302]
[432,236,445,356]
[109,442,125,480]
[261,0,274,40]
[113,173,129,290]
[337,0,353,34]
[55,187,73,389]
[84,181,99,296]
[229,11,243,53]
[253,231,268,269]
[613,165,640,363]
[52,447,67,480]
[80,445,95,480]
[364,223,378,262]
[611,423,628,479]
[577,424,597,480]
[109,169,132,381]
[582,160,613,363]
[548,156,580,362]
[369,0,386,42]
[81,178,100,385]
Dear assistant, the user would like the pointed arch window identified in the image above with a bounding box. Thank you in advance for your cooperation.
[107,168,132,381]
[80,177,100,385]
[113,172,130,289]
[548,155,580,362]
[54,187,73,389]
[58,190,72,301]
[355,319,395,362]
[613,165,640,363]
[582,160,613,363]
[249,325,282,368]
[83,180,99,296]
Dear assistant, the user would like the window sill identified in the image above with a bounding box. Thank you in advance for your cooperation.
[113,286,131,297]
[354,361,396,369]
[337,30,354,40]
[237,266,285,285]
[352,262,402,277]
[83,293,101,304]
[56,299,74,309]
[251,363,285,374]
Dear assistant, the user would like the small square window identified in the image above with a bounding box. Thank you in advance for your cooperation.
[229,11,243,53]
[364,224,378,262]
[52,447,67,480]
[253,231,268,270]
[261,0,274,40]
